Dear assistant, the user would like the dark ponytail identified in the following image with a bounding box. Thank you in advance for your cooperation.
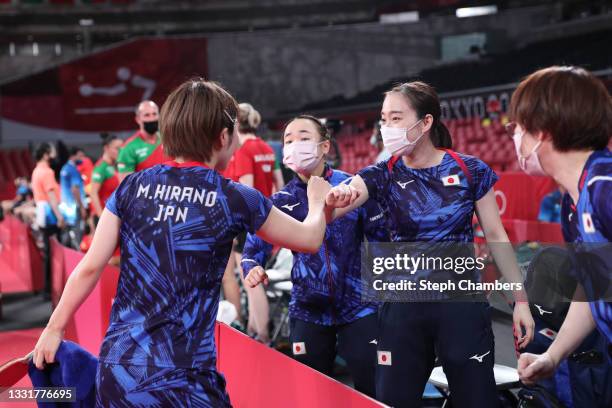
[387,81,453,149]
[431,121,452,149]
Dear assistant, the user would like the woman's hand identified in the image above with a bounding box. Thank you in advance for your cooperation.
[513,302,535,350]
[518,352,558,385]
[32,326,64,370]
[245,266,269,288]
[325,184,360,209]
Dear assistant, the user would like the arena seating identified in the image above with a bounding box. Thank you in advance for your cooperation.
[336,115,519,174]
[336,129,378,175]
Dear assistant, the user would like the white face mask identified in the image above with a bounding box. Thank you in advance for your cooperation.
[380,119,424,156]
[282,140,324,173]
[512,131,546,176]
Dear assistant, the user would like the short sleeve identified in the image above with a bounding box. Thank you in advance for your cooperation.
[228,181,273,233]
[105,174,133,218]
[105,190,120,217]
[590,179,612,240]
[117,147,136,174]
[468,157,498,201]
[232,147,254,179]
[91,167,105,183]
[357,161,390,203]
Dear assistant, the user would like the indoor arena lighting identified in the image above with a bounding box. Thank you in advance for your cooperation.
[455,5,498,18]
[380,11,419,24]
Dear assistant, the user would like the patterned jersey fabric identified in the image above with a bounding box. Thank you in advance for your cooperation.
[560,149,612,342]
[100,161,272,370]
[358,152,498,299]
[241,165,389,325]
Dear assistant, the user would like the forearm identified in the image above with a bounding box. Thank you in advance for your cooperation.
[300,201,327,252]
[72,187,83,209]
[477,191,527,301]
[547,301,595,363]
[46,258,103,331]
[47,192,63,220]
[486,232,527,301]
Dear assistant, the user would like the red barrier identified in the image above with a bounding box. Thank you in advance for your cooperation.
[46,244,385,406]
[495,173,558,221]
[502,219,563,243]
[50,238,66,306]
[0,215,43,294]
[216,323,387,408]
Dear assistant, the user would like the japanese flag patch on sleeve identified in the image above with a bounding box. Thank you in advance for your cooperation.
[442,174,461,186]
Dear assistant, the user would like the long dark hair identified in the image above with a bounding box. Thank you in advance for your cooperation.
[387,81,452,149]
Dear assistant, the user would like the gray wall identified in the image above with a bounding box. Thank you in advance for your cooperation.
[206,5,557,117]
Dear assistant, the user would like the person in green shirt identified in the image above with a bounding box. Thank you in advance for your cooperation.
[117,100,167,181]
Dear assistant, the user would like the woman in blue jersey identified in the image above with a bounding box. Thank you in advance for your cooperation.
[241,115,388,397]
[31,79,340,407]
[325,81,535,407]
[511,67,612,386]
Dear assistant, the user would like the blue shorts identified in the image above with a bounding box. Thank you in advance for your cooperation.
[95,363,232,407]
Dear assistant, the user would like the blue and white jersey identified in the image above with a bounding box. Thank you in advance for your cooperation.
[560,149,612,342]
[100,161,273,370]
[357,152,497,294]
[59,161,86,225]
[358,152,497,243]
[242,165,389,326]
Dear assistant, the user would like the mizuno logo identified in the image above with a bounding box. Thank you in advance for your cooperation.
[282,203,300,211]
[534,304,552,316]
[469,350,490,363]
[369,339,378,345]
[396,180,414,189]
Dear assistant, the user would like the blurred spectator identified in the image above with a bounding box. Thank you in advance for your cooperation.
[11,178,36,225]
[537,187,564,223]
[32,142,64,296]
[117,100,166,182]
[90,134,121,221]
[59,146,87,249]
[90,133,122,264]
[370,121,390,163]
[75,147,94,189]
[1,177,32,214]
[223,102,278,335]
[52,140,69,179]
